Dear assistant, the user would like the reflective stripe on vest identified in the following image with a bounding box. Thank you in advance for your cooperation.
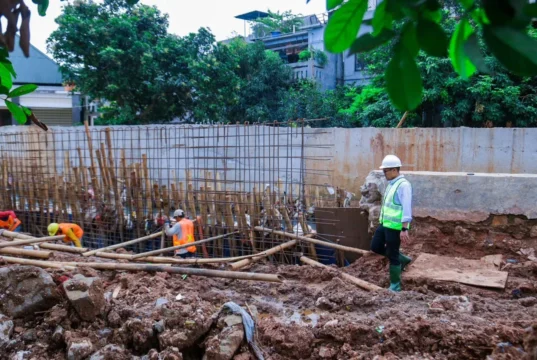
[379,178,408,230]
[173,219,196,254]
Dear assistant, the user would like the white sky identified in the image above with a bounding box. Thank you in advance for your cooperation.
[28,0,327,55]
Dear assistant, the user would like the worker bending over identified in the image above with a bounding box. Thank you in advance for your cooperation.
[371,155,413,292]
[165,209,196,258]
[0,211,21,232]
[48,223,84,248]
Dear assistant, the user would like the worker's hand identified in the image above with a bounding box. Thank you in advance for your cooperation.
[400,230,411,246]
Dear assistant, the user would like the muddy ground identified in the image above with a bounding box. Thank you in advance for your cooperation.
[0,230,536,360]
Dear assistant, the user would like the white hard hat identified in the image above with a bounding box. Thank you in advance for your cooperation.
[173,209,185,217]
[379,155,402,169]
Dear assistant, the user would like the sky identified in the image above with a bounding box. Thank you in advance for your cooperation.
[28,0,326,55]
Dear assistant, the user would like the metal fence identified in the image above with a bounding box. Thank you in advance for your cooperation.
[0,122,347,264]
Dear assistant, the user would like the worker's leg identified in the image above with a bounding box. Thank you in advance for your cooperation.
[385,228,402,292]
[370,225,387,256]
[399,253,412,271]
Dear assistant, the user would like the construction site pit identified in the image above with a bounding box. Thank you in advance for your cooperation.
[0,225,536,360]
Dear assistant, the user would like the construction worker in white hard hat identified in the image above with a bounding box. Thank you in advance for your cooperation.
[370,155,413,292]
[164,209,196,258]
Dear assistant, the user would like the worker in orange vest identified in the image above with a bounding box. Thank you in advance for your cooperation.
[47,223,84,248]
[0,211,22,232]
[165,209,196,258]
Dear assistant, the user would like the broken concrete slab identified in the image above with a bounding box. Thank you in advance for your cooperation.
[0,314,14,349]
[203,314,245,360]
[63,275,105,321]
[0,266,59,318]
[429,296,473,313]
[67,338,93,360]
[88,344,129,360]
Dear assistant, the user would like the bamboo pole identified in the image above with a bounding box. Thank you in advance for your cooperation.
[0,256,76,270]
[0,256,284,283]
[82,231,163,257]
[0,235,65,248]
[95,249,287,264]
[300,256,381,291]
[142,154,152,219]
[255,227,369,256]
[131,231,238,259]
[0,246,52,259]
[77,147,87,191]
[229,240,297,271]
[84,121,100,201]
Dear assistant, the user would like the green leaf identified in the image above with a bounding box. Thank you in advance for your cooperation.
[324,0,368,53]
[416,18,448,57]
[483,0,515,25]
[0,62,13,89]
[423,8,442,23]
[483,26,537,76]
[9,84,38,98]
[327,0,343,11]
[0,85,9,95]
[386,50,423,111]
[449,19,476,79]
[349,29,395,54]
[37,0,49,16]
[459,0,474,11]
[0,60,16,78]
[126,0,139,4]
[463,33,489,73]
[400,22,419,58]
[5,100,28,125]
[524,3,537,17]
[372,1,393,36]
[21,105,32,116]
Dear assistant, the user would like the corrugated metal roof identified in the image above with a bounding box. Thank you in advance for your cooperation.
[10,35,63,85]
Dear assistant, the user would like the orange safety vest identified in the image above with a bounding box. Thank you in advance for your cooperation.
[59,223,84,244]
[173,218,196,254]
[0,215,21,231]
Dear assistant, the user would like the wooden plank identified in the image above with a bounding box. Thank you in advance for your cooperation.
[403,253,508,289]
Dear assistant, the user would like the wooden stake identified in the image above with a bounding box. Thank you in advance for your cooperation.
[229,240,297,271]
[300,256,381,291]
[0,235,65,248]
[82,231,163,257]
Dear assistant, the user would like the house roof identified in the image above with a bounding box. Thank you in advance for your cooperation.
[235,10,270,21]
[10,35,63,86]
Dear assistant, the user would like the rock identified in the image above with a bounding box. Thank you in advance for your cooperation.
[67,339,94,360]
[318,346,338,359]
[63,275,105,321]
[233,354,251,360]
[119,318,157,354]
[523,323,537,360]
[429,296,473,313]
[0,266,60,318]
[89,344,129,360]
[454,226,475,245]
[323,319,338,329]
[21,329,36,343]
[154,320,165,334]
[107,310,121,328]
[315,297,336,310]
[204,316,245,360]
[158,347,183,360]
[9,351,30,360]
[519,297,537,307]
[0,314,14,348]
[492,215,508,226]
[530,225,537,238]
[52,326,65,345]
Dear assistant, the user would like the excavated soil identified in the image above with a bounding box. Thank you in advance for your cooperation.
[1,233,537,360]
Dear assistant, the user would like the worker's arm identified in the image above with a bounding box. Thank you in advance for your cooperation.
[65,228,82,247]
[8,218,21,231]
[165,222,182,238]
[398,182,413,224]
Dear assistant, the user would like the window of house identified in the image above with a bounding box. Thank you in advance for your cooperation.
[355,55,367,72]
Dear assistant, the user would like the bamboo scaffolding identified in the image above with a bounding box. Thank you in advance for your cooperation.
[83,231,163,257]
[0,235,65,248]
[229,240,297,271]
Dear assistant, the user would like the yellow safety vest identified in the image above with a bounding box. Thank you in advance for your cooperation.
[379,178,409,230]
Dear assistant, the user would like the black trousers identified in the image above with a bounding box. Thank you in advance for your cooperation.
[370,224,401,266]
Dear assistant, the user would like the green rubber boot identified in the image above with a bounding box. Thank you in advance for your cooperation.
[399,253,412,272]
[388,265,402,292]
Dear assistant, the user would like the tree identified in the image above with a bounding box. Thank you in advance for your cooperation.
[249,10,304,38]
[48,0,216,124]
[276,80,353,127]
[343,8,537,127]
[321,0,537,113]
[222,39,294,123]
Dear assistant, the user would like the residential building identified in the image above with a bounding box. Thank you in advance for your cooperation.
[234,2,379,90]
[0,36,81,127]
